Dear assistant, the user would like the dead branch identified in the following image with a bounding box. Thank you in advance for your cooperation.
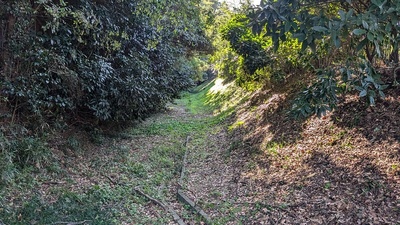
[177,189,213,225]
[102,173,119,185]
[52,220,91,225]
[179,135,191,188]
[134,187,186,225]
[42,181,66,185]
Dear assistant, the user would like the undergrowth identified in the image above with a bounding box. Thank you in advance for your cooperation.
[0,78,249,224]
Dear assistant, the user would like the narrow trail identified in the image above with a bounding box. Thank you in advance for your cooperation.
[114,98,228,224]
[142,101,235,224]
[119,90,255,224]
[129,93,266,224]
[2,79,399,224]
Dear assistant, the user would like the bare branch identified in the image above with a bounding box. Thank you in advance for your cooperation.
[133,187,186,225]
[52,220,91,225]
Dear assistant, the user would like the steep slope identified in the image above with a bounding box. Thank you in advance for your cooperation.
[1,78,398,224]
[184,77,400,224]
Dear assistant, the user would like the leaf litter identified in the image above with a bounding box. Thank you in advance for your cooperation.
[182,85,400,224]
[3,81,399,224]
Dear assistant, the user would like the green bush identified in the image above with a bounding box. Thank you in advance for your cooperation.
[220,14,272,79]
[0,134,17,184]
[1,0,210,126]
[250,0,400,116]
[0,132,51,184]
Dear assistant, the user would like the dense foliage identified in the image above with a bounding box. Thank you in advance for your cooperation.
[0,0,211,181]
[0,0,210,127]
[250,0,400,117]
[220,14,271,76]
[209,2,303,90]
[1,0,399,182]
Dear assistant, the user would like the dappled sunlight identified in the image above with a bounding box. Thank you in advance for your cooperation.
[3,0,400,223]
[205,78,250,116]
[220,83,400,223]
[226,87,300,149]
[226,118,400,223]
[209,77,231,93]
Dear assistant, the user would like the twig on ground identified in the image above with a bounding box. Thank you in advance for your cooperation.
[179,135,191,188]
[42,181,66,185]
[134,187,186,225]
[102,173,119,185]
[52,220,91,225]
[233,201,305,209]
[184,135,191,147]
[134,187,165,207]
[177,189,213,225]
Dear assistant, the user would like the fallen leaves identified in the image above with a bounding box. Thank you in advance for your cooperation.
[183,87,400,224]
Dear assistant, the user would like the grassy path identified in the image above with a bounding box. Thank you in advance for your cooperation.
[3,77,398,224]
[0,79,245,224]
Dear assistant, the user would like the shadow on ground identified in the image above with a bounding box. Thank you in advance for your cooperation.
[332,87,400,144]
[220,77,400,223]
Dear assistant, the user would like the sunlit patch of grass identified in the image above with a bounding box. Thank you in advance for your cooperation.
[177,78,249,118]
[131,119,210,136]
[228,120,245,132]
[178,80,216,115]
[264,141,285,156]
[179,78,249,118]
[206,78,250,116]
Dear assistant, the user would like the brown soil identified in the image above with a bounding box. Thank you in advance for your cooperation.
[12,81,399,224]
[182,86,400,224]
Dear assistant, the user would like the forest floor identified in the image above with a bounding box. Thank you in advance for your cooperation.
[1,78,400,224]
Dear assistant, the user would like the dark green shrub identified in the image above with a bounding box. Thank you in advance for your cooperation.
[0,0,210,126]
[220,14,271,76]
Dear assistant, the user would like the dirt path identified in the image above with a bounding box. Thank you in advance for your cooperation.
[125,81,400,224]
[162,85,400,224]
[2,79,399,224]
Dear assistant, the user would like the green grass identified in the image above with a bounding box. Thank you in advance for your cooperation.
[179,78,249,117]
[130,118,210,136]
[179,80,216,114]
[0,78,250,224]
[1,188,118,224]
[228,120,245,132]
[264,141,286,157]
